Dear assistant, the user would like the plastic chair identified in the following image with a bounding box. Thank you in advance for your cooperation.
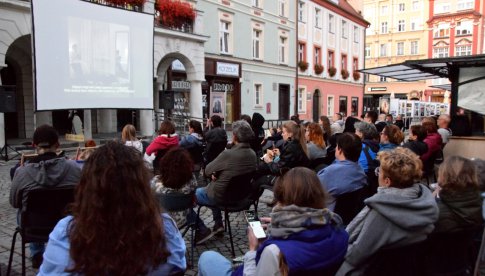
[158,192,196,268]
[333,188,366,225]
[7,187,75,276]
[197,172,257,257]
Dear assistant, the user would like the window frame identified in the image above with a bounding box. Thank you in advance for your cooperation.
[342,20,348,38]
[329,14,335,33]
[397,42,404,55]
[410,41,418,55]
[328,50,335,69]
[219,21,231,54]
[254,83,263,107]
[252,29,262,60]
[298,87,306,113]
[298,42,306,62]
[381,22,388,34]
[279,36,288,64]
[314,46,321,65]
[398,20,405,32]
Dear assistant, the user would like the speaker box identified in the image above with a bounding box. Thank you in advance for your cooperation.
[159,90,174,110]
[0,87,16,113]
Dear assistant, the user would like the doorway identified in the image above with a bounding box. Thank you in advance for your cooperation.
[278,84,290,119]
[313,89,321,123]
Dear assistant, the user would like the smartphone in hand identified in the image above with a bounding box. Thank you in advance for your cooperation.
[244,210,266,239]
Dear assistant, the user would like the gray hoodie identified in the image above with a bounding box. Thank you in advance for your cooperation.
[10,156,81,210]
[337,184,439,276]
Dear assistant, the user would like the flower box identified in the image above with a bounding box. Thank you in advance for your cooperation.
[101,0,145,10]
[341,69,349,79]
[157,0,196,31]
[353,71,361,81]
[298,61,309,72]
[314,64,324,75]
[328,67,337,77]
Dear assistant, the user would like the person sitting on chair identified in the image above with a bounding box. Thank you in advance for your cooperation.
[38,142,186,275]
[336,148,439,275]
[194,120,257,245]
[198,167,349,276]
[145,120,179,173]
[204,115,228,164]
[305,122,327,161]
[10,124,81,269]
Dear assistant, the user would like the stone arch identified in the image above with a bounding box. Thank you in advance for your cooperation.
[0,6,32,67]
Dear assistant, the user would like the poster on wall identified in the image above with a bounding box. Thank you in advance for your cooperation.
[210,91,225,119]
[389,99,399,116]
[379,98,390,114]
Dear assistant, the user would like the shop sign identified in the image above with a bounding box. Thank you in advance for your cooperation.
[216,62,239,76]
[172,60,186,71]
[172,80,191,90]
[369,87,387,91]
[213,82,234,92]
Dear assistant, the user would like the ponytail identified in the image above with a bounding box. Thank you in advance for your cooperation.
[283,121,308,158]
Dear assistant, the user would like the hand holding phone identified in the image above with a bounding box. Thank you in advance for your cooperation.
[245,211,266,239]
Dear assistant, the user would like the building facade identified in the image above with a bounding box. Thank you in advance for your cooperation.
[425,0,484,102]
[297,0,368,122]
[0,0,207,147]
[363,0,429,112]
[197,0,296,123]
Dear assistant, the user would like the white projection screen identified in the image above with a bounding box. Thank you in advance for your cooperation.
[32,0,154,110]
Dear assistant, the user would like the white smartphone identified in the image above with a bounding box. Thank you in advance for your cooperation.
[244,210,266,239]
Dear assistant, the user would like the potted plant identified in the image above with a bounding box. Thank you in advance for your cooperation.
[157,0,196,30]
[328,67,337,77]
[298,61,309,72]
[341,69,349,79]
[103,0,145,10]
[353,71,361,81]
[314,64,324,75]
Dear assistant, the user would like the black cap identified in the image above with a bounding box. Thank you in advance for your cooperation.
[33,125,59,148]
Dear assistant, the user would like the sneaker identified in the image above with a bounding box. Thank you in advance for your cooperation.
[212,222,224,237]
[195,228,214,245]
[31,252,43,269]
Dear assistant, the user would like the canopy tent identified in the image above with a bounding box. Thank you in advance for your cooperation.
[360,55,485,115]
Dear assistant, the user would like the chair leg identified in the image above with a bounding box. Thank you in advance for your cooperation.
[21,240,26,276]
[226,211,235,258]
[6,230,19,276]
[190,226,195,269]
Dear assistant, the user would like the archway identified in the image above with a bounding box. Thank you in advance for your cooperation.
[313,89,321,123]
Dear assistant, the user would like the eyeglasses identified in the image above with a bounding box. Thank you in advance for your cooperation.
[375,167,380,177]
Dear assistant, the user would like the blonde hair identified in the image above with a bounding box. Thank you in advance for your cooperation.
[121,124,138,143]
[378,147,422,188]
[283,121,308,157]
[438,156,478,194]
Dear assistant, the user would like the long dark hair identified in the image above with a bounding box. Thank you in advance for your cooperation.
[68,141,170,275]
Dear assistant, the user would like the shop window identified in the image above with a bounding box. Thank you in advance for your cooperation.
[339,96,348,117]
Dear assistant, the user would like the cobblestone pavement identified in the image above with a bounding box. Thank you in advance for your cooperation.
[0,158,274,276]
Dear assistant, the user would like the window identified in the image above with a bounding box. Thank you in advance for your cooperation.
[327,96,334,116]
[341,54,347,70]
[410,18,419,31]
[279,0,286,17]
[434,23,450,38]
[339,96,348,117]
[279,36,287,63]
[381,5,388,14]
[410,41,418,55]
[456,21,473,35]
[397,42,404,55]
[342,20,348,38]
[220,21,230,53]
[456,45,472,56]
[252,0,261,8]
[315,8,321,28]
[298,42,306,62]
[252,29,262,59]
[380,76,387,82]
[381,22,388,34]
[433,47,449,58]
[353,58,358,72]
[435,3,450,13]
[298,88,306,113]
[412,1,419,10]
[458,0,474,10]
[254,84,262,106]
[380,44,387,57]
[328,50,334,69]
[314,47,321,65]
[398,3,405,11]
[351,97,359,116]
[353,26,359,43]
[398,20,405,32]
[329,14,335,33]
[365,45,371,58]
[298,1,305,22]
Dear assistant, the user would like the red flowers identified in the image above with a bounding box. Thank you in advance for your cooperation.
[104,0,145,8]
[157,0,196,29]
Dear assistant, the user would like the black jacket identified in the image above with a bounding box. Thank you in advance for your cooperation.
[204,127,227,163]
[403,140,428,157]
[267,139,309,175]
[250,112,266,156]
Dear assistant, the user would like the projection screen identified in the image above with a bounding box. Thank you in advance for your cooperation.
[32,0,154,110]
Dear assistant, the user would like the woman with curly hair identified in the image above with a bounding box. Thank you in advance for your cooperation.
[337,148,438,275]
[305,122,327,160]
[38,141,186,276]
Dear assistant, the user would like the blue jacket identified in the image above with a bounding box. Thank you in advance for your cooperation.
[38,213,186,275]
[358,140,379,173]
[379,143,398,152]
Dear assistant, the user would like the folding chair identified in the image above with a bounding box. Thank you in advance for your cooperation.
[6,187,75,276]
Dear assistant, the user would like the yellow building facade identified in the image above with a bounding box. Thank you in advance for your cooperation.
[363,0,429,112]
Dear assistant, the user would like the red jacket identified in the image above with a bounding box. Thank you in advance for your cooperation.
[422,132,442,162]
[145,134,179,156]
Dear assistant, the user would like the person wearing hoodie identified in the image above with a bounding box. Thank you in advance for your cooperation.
[179,120,205,175]
[421,121,443,163]
[331,113,345,134]
[318,133,367,211]
[121,124,143,154]
[336,148,439,276]
[354,122,380,197]
[378,125,404,152]
[402,125,428,159]
[10,125,82,268]
[204,115,228,164]
[249,112,266,157]
[145,120,179,173]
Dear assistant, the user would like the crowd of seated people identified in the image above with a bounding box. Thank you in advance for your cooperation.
[9,109,485,275]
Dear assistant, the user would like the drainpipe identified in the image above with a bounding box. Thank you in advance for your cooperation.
[294,0,299,117]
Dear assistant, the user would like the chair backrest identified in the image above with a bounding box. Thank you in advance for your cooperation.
[21,187,75,242]
[364,241,427,276]
[309,157,327,171]
[220,172,255,205]
[333,188,365,225]
[158,192,194,212]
